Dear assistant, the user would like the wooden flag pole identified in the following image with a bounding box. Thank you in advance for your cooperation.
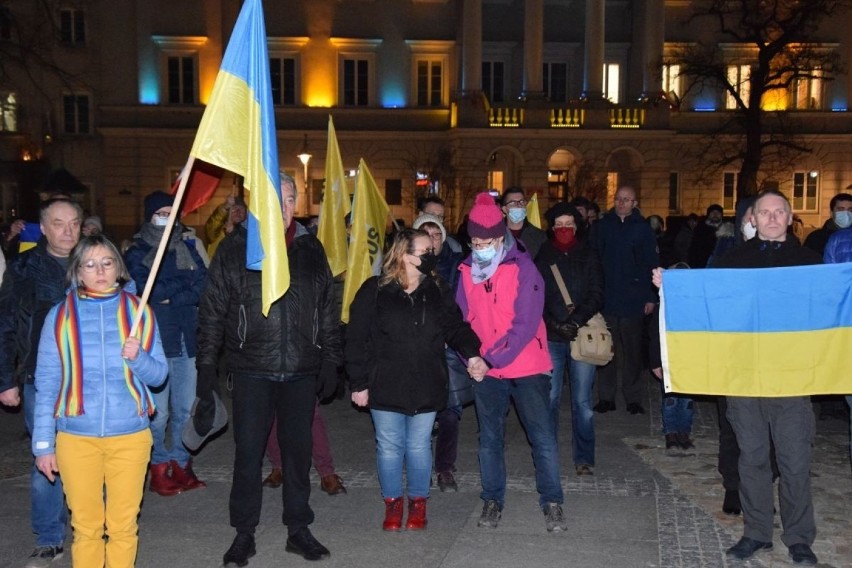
[128,155,197,337]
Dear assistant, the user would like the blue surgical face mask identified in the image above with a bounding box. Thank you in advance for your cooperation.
[472,244,498,263]
[834,210,852,229]
[507,207,526,224]
[153,215,170,227]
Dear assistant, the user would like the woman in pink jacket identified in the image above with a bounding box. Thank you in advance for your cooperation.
[455,192,565,533]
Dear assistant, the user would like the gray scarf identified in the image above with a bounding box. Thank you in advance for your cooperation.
[138,223,197,271]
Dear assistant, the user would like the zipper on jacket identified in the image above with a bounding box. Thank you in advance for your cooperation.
[238,304,246,349]
[100,303,107,437]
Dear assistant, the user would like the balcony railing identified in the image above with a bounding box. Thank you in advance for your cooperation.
[485,103,651,129]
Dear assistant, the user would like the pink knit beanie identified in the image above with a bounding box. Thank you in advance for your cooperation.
[467,192,505,239]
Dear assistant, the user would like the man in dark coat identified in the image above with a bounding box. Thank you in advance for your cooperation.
[688,203,724,268]
[0,198,82,564]
[191,175,343,566]
[590,186,658,415]
[716,191,821,566]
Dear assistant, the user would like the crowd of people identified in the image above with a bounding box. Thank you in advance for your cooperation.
[0,181,848,568]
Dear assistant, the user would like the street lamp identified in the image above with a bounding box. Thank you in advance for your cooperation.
[297,134,312,215]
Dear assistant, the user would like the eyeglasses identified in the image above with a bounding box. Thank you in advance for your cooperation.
[615,197,635,203]
[504,199,527,208]
[80,257,117,273]
[469,239,496,250]
[426,232,443,242]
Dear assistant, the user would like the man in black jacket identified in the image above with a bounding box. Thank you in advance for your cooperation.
[0,198,81,566]
[715,191,821,566]
[193,175,343,566]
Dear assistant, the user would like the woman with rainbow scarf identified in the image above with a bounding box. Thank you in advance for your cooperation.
[31,235,168,568]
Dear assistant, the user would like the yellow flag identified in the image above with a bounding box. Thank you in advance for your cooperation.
[317,115,351,276]
[526,193,542,229]
[341,159,389,323]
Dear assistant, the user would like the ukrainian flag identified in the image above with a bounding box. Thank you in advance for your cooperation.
[190,0,287,316]
[660,263,852,397]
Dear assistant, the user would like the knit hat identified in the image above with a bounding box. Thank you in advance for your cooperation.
[412,213,446,243]
[82,215,102,232]
[144,191,175,221]
[467,192,505,239]
[706,203,723,216]
[544,202,581,227]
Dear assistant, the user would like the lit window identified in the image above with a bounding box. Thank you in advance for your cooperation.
[543,62,568,103]
[167,56,196,104]
[726,65,750,109]
[416,58,444,107]
[59,8,85,45]
[662,64,681,99]
[0,92,16,132]
[482,61,505,104]
[790,68,823,110]
[791,172,818,211]
[270,57,297,106]
[342,58,369,106]
[63,94,90,134]
[603,63,620,104]
[723,172,738,210]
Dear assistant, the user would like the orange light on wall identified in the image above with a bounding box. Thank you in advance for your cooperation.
[302,38,336,107]
[761,87,787,111]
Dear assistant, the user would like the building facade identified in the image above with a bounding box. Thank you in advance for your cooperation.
[1,0,851,240]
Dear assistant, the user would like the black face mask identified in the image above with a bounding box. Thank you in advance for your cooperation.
[415,252,438,275]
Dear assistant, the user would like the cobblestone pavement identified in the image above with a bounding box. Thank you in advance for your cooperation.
[0,379,849,568]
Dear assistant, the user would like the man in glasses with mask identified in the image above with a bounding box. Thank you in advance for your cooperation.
[501,187,546,260]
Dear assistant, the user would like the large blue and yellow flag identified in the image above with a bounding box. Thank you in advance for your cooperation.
[317,116,350,276]
[341,159,388,323]
[189,0,287,316]
[660,263,852,397]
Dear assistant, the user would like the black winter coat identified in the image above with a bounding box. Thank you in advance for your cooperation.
[536,240,605,341]
[196,224,342,378]
[0,240,68,391]
[345,275,481,415]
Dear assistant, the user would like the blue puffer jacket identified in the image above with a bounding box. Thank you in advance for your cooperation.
[32,286,168,456]
[824,227,852,264]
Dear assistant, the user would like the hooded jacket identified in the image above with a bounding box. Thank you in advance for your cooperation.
[456,235,551,378]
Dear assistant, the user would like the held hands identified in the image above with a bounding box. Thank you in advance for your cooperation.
[122,336,141,361]
[35,454,58,482]
[351,389,369,407]
[467,356,488,382]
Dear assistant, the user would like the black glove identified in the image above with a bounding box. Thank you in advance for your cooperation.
[194,365,219,435]
[546,320,579,343]
[316,360,341,401]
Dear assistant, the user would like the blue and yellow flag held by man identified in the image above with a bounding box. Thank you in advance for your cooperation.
[660,263,852,397]
[189,0,287,316]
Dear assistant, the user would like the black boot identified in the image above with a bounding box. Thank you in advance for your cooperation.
[223,533,256,567]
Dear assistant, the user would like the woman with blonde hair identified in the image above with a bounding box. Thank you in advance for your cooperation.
[346,229,483,531]
[32,235,168,567]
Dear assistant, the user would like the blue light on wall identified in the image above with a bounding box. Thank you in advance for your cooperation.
[830,95,848,112]
[381,83,406,108]
[694,107,716,112]
[139,65,159,104]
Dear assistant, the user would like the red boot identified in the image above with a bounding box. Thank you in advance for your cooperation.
[149,463,183,496]
[405,497,428,530]
[382,498,404,531]
[170,459,206,490]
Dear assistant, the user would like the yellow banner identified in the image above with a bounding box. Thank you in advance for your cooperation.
[317,116,351,277]
[341,159,388,323]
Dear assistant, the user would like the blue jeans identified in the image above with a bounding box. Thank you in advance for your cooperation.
[370,409,436,499]
[661,383,694,435]
[150,341,196,466]
[24,383,68,547]
[474,374,563,509]
[549,341,596,466]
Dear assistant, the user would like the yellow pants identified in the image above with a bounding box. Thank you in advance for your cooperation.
[55,429,152,568]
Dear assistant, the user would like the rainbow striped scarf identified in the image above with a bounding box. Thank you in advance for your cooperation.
[53,286,157,418]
